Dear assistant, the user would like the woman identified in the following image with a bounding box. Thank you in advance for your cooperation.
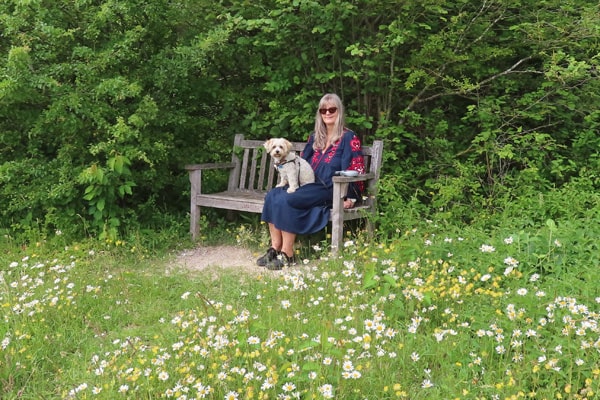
[258,93,365,270]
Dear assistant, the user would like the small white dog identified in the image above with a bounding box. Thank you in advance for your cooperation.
[264,138,315,193]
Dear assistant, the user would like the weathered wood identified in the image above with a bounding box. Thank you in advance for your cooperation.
[185,134,384,254]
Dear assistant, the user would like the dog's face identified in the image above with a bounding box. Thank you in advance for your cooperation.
[264,138,293,161]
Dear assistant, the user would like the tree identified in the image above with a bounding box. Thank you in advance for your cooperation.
[0,0,234,238]
[1,0,598,237]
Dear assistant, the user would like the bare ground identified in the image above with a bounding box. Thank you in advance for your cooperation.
[167,245,317,277]
[169,245,261,273]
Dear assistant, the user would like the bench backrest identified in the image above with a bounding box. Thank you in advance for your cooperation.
[228,134,384,195]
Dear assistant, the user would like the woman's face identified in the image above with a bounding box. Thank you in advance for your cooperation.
[319,103,338,127]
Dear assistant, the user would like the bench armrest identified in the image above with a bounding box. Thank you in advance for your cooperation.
[331,172,375,184]
[332,173,376,204]
[187,162,237,198]
[185,162,236,171]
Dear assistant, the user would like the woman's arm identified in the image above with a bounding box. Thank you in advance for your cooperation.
[300,134,315,161]
[341,131,365,204]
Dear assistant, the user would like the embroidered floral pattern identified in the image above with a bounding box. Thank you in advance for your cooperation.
[305,131,366,194]
[310,141,338,168]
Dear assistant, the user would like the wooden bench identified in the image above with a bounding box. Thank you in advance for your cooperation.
[185,134,384,254]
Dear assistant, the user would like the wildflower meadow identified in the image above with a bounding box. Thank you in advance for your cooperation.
[1,217,600,399]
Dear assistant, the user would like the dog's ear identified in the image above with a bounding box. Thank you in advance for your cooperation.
[263,139,272,151]
[284,139,293,153]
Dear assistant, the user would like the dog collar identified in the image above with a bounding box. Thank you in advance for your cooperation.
[275,159,294,169]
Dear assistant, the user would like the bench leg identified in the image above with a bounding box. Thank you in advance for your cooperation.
[190,205,200,240]
[330,218,343,256]
[330,182,348,256]
[189,170,202,240]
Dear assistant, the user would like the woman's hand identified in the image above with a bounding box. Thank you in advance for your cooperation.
[343,198,356,209]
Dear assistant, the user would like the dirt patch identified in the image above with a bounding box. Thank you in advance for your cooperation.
[170,245,261,273]
[168,245,319,277]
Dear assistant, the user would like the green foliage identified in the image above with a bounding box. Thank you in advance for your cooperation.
[1,0,599,239]
[2,206,600,398]
[78,155,135,240]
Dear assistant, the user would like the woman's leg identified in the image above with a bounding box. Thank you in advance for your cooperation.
[268,223,283,250]
[281,231,296,259]
[268,223,296,258]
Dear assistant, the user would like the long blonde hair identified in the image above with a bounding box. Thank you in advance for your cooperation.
[313,93,345,150]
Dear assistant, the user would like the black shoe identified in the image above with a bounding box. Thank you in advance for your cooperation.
[266,252,296,270]
[257,247,279,267]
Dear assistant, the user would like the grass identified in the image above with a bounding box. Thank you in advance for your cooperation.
[1,215,600,400]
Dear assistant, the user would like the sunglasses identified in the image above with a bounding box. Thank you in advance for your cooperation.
[319,107,338,115]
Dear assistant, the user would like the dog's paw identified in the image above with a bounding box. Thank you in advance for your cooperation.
[286,187,297,193]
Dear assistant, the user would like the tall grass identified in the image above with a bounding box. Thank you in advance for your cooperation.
[1,201,600,399]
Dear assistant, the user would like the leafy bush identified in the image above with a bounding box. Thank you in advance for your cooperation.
[1,0,599,239]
